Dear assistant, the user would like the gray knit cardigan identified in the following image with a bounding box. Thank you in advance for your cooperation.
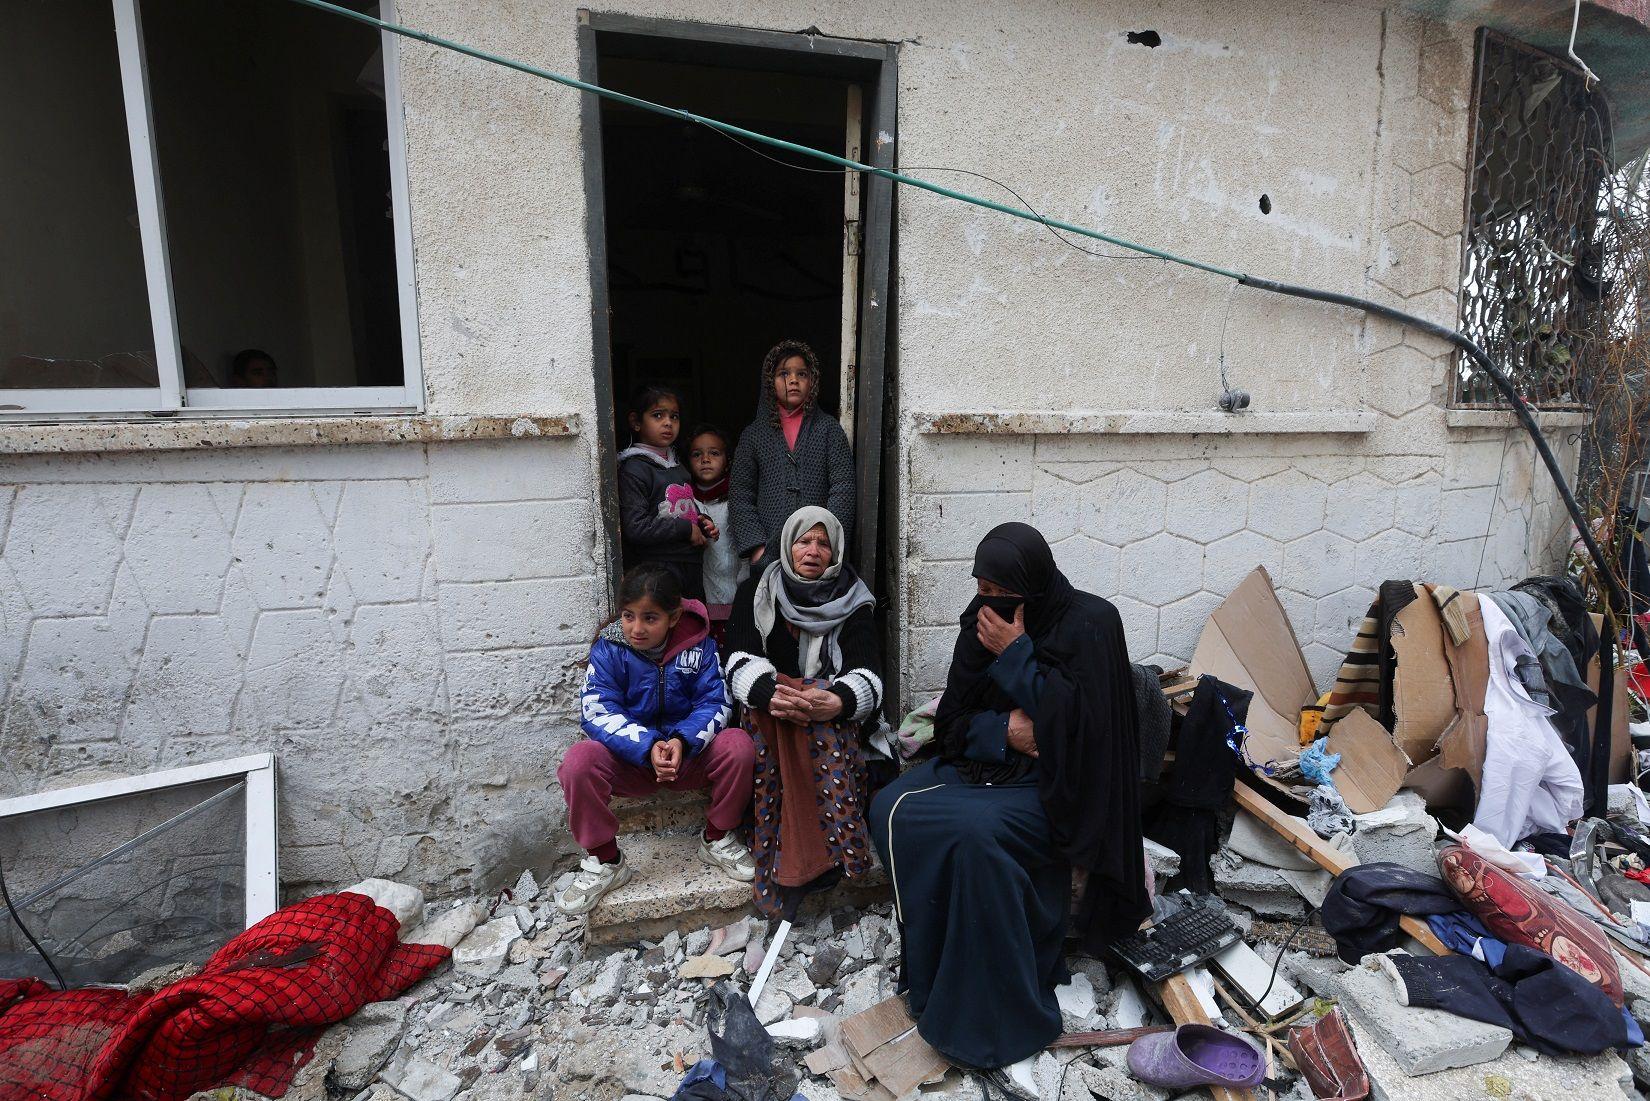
[729,407,856,559]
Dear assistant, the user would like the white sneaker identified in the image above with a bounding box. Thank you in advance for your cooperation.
[554,853,632,915]
[699,833,755,882]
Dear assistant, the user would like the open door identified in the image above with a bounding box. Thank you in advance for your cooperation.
[579,14,896,599]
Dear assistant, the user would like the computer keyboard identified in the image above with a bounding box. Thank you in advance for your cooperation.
[1109,905,1243,983]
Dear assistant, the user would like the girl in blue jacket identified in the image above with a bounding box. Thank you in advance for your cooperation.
[554,565,757,915]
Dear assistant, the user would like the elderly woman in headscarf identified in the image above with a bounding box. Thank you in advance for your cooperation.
[869,523,1149,1074]
[724,505,883,916]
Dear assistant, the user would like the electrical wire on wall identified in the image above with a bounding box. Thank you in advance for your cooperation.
[276,0,1631,623]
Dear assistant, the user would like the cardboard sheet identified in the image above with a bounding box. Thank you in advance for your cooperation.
[1193,567,1407,815]
[1389,596,1458,764]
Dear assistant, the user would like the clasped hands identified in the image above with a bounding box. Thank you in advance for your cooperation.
[650,737,684,782]
[768,682,843,725]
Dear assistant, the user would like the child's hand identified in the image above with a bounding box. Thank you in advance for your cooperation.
[698,515,720,542]
[651,738,683,782]
[689,523,708,548]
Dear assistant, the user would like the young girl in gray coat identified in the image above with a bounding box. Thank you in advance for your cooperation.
[730,339,855,566]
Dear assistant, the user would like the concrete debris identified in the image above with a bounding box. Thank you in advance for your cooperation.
[1287,954,1512,1075]
[768,1016,823,1046]
[1142,838,1181,881]
[513,869,541,904]
[450,916,523,978]
[379,1055,462,1101]
[406,900,487,950]
[1055,972,1098,1032]
[1349,791,1440,876]
[678,953,737,980]
[709,916,752,956]
[1226,812,1322,871]
[1106,978,1151,1030]
[333,1000,409,1090]
[342,879,426,931]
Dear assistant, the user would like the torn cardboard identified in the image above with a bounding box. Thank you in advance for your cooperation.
[1192,567,1410,815]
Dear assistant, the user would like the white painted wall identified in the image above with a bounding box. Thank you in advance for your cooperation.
[0,2,1580,897]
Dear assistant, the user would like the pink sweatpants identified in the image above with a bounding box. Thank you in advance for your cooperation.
[557,729,756,853]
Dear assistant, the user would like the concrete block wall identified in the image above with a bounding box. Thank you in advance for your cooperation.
[0,438,602,898]
[900,426,1577,706]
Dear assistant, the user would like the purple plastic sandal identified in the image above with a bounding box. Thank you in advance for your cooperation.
[1126,1023,1267,1090]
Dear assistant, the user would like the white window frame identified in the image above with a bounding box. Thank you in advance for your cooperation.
[0,0,422,422]
[0,752,279,929]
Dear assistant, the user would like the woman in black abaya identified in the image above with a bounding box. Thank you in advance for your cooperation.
[868,523,1149,1071]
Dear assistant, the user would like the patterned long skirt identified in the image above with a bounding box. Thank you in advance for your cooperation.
[748,675,873,919]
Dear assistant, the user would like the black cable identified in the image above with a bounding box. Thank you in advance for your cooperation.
[1238,273,1632,618]
[0,850,67,990]
[1257,906,1315,1011]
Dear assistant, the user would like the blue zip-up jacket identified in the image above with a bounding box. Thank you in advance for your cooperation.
[579,599,730,768]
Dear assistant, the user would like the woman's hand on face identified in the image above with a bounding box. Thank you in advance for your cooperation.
[1007,709,1038,758]
[976,604,1026,656]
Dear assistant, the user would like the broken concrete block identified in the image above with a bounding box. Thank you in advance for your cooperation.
[678,954,736,980]
[1288,955,1511,1075]
[766,1016,822,1047]
[334,1000,408,1090]
[1055,973,1097,1032]
[1279,866,1334,907]
[513,869,541,904]
[1143,839,1181,881]
[452,916,522,978]
[1081,1049,1173,1101]
[1226,812,1321,871]
[1349,791,1439,875]
[342,879,425,930]
[380,1055,462,1101]
[709,917,751,956]
[1213,854,1310,918]
[405,900,487,950]
[1107,978,1149,1029]
[754,986,792,1026]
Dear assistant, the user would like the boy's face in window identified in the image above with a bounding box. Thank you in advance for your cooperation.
[234,357,277,387]
[772,356,813,412]
[689,434,728,485]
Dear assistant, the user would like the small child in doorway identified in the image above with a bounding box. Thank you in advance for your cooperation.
[686,424,749,639]
[555,565,756,915]
[617,383,717,600]
[729,339,855,566]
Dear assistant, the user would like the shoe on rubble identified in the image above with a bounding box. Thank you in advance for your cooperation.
[555,853,632,915]
[699,832,756,881]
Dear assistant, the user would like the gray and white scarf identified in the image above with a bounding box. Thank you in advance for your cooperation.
[753,506,874,677]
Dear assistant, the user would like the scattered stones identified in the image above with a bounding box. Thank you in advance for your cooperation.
[1142,839,1181,882]
[679,954,737,980]
[513,869,541,904]
[767,1016,822,1047]
[684,928,711,956]
[709,917,752,956]
[807,944,846,987]
[408,901,487,951]
[451,916,523,978]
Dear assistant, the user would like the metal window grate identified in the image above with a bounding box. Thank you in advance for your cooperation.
[1455,30,1613,407]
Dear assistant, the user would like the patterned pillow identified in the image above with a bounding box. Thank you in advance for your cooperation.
[1438,844,1622,1006]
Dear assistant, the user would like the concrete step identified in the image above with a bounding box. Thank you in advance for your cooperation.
[587,827,889,945]
[613,789,709,835]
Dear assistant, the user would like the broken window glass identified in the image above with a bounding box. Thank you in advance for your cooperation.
[0,777,250,986]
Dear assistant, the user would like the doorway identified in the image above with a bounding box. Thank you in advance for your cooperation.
[578,14,896,599]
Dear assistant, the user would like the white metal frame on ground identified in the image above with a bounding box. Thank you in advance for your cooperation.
[0,0,423,421]
[0,753,280,927]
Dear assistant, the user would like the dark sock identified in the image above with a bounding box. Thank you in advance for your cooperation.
[591,840,620,864]
[703,826,727,843]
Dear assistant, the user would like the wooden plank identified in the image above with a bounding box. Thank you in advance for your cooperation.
[1158,973,1255,1101]
[1049,1025,1173,1050]
[1232,783,1451,956]
[841,995,916,1058]
[863,1028,949,1099]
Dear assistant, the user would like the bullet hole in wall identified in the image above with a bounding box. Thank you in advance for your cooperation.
[1259,194,1273,215]
[1126,31,1161,48]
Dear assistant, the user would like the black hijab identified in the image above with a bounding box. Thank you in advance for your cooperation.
[934,522,1151,947]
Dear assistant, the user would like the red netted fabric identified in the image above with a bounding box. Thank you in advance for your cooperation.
[0,891,449,1101]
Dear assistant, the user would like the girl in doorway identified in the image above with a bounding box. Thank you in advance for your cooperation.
[687,424,748,634]
[618,383,716,600]
[730,339,856,566]
[555,564,756,915]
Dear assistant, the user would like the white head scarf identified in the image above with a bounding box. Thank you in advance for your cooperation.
[752,507,874,677]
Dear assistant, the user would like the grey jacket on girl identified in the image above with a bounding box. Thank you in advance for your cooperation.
[729,406,855,560]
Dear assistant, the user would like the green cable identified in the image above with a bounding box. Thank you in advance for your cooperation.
[282,0,1244,281]
[277,0,1632,627]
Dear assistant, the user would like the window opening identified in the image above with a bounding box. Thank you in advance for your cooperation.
[1454,30,1613,406]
